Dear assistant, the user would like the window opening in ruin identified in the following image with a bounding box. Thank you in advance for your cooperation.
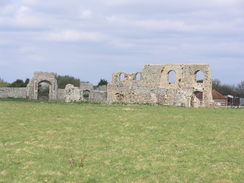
[83,90,90,102]
[191,91,203,107]
[195,70,204,83]
[38,81,50,101]
[168,70,176,84]
[119,73,125,81]
[135,73,141,80]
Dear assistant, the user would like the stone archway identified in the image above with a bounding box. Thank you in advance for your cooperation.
[27,72,58,101]
[38,80,51,101]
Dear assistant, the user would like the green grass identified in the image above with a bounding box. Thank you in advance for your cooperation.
[0,100,243,183]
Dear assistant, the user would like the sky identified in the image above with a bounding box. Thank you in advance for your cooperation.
[0,0,244,85]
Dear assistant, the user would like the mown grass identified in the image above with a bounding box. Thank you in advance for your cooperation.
[0,99,243,183]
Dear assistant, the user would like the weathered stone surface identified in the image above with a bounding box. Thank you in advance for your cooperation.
[0,87,27,99]
[57,89,65,102]
[107,64,213,107]
[80,82,93,91]
[80,82,107,102]
[65,84,81,102]
[89,91,107,103]
[27,72,58,101]
[2,64,213,107]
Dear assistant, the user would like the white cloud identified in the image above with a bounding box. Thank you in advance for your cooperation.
[46,30,104,42]
[105,16,244,33]
[0,5,43,27]
[22,0,39,5]
[1,4,18,15]
[106,16,193,31]
[0,0,243,84]
[79,9,93,19]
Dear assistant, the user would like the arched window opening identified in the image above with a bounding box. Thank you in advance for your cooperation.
[168,70,176,84]
[38,81,50,101]
[135,73,141,81]
[119,73,125,81]
[83,90,90,102]
[195,71,204,83]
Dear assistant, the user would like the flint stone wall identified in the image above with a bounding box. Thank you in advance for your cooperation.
[80,82,93,91]
[107,64,213,107]
[5,64,213,107]
[0,87,27,99]
[89,91,107,103]
[57,89,65,102]
[65,84,81,102]
[65,84,107,103]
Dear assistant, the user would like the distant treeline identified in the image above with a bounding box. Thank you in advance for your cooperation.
[0,75,108,89]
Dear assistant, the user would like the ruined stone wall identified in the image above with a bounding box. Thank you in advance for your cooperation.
[23,64,213,107]
[107,64,213,107]
[57,89,65,102]
[27,72,58,101]
[89,91,107,103]
[80,82,93,91]
[65,83,107,103]
[65,84,81,102]
[0,87,27,99]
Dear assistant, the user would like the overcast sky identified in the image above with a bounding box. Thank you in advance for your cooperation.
[0,0,243,85]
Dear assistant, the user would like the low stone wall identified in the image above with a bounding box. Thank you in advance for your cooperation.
[90,91,107,103]
[0,87,66,102]
[0,87,27,99]
[57,89,65,102]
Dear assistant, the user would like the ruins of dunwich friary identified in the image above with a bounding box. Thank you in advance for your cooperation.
[0,64,214,107]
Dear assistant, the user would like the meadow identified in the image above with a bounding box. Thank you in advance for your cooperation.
[0,99,243,183]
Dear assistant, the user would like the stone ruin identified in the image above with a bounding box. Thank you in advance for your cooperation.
[0,64,214,107]
[27,72,58,101]
[107,64,213,107]
[64,82,107,103]
[64,84,81,102]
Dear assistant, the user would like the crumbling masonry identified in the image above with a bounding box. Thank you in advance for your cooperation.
[27,72,58,101]
[107,64,213,107]
[0,64,213,107]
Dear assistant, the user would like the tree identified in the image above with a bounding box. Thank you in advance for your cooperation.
[56,75,80,89]
[220,84,237,96]
[24,79,30,86]
[0,77,9,87]
[8,78,29,87]
[212,79,244,97]
[8,79,25,87]
[236,81,244,98]
[97,79,108,87]
[212,79,221,92]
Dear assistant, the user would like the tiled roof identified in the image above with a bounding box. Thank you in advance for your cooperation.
[212,89,226,99]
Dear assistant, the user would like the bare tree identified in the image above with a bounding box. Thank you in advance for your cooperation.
[236,81,244,98]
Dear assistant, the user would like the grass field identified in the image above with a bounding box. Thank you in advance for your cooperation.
[0,99,243,183]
